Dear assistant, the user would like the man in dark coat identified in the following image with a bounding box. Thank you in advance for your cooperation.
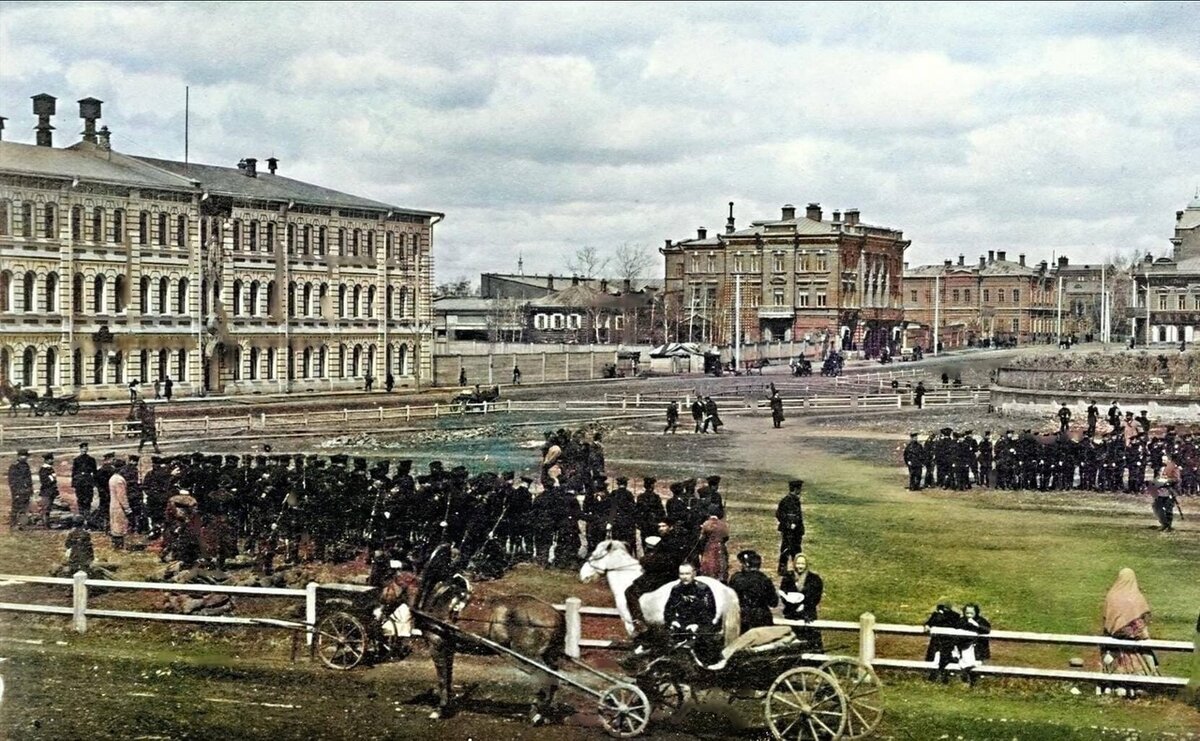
[775,480,805,575]
[71,443,97,517]
[142,456,175,539]
[698,475,724,519]
[702,396,723,434]
[120,455,143,534]
[904,432,925,490]
[1086,400,1100,437]
[8,449,34,530]
[664,563,721,664]
[94,452,116,530]
[634,478,665,548]
[1107,401,1121,431]
[769,392,785,429]
[625,520,688,634]
[607,476,638,552]
[38,452,58,528]
[1058,403,1072,433]
[664,401,679,434]
[923,602,962,683]
[690,399,705,433]
[977,431,994,488]
[914,381,926,409]
[729,550,778,633]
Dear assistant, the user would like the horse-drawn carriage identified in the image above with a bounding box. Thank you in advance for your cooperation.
[2,384,81,416]
[452,385,501,410]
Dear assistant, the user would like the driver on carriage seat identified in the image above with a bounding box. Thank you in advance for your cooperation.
[625,519,688,635]
[664,563,722,666]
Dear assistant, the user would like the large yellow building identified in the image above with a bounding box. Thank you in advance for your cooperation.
[0,95,442,399]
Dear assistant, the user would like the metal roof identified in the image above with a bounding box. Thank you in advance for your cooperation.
[0,140,197,191]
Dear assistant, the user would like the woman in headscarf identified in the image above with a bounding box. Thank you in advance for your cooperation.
[1101,567,1160,676]
[697,506,730,582]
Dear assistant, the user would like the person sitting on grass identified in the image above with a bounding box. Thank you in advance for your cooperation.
[1100,567,1160,689]
[52,514,115,579]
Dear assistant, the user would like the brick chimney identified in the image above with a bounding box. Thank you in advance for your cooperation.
[572,275,580,286]
[243,157,257,177]
[97,125,111,151]
[697,226,707,240]
[266,156,278,175]
[32,93,56,147]
[1019,254,1026,267]
[547,275,555,290]
[1057,255,1068,268]
[979,255,986,268]
[844,208,860,226]
[805,203,822,221]
[958,254,965,266]
[997,250,1007,262]
[623,278,632,293]
[988,250,995,263]
[725,201,736,234]
[832,210,841,222]
[664,239,672,250]
[777,203,795,220]
[600,279,609,293]
[78,97,102,143]
[944,259,952,267]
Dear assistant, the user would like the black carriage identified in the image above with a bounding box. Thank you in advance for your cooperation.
[33,394,81,417]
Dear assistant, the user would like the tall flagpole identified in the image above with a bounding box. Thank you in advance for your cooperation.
[734,274,742,371]
[1056,275,1063,344]
[933,273,940,356]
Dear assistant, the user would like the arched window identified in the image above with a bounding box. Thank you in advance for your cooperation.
[45,272,58,313]
[139,276,151,313]
[71,206,83,240]
[0,200,9,236]
[158,349,169,381]
[138,211,150,244]
[351,285,362,318]
[157,212,168,246]
[92,207,104,243]
[177,278,188,314]
[317,226,326,256]
[114,275,126,312]
[44,347,57,388]
[386,286,394,319]
[20,202,33,237]
[367,344,376,376]
[249,347,260,380]
[366,285,376,318]
[351,229,360,256]
[249,220,259,251]
[303,283,313,316]
[302,347,312,379]
[0,271,10,312]
[338,228,346,256]
[366,230,375,257]
[232,279,243,315]
[266,222,276,251]
[287,281,297,318]
[397,287,408,318]
[112,208,124,243]
[397,344,409,376]
[211,218,222,246]
[212,279,221,311]
[113,350,124,384]
[352,344,362,377]
[43,203,57,238]
[317,345,327,377]
[91,275,106,314]
[302,225,311,255]
[232,347,243,381]
[318,283,328,318]
[249,281,260,316]
[23,346,36,386]
[201,278,208,316]
[287,347,295,382]
[139,349,149,383]
[177,348,187,381]
[232,219,242,250]
[266,280,276,316]
[92,350,104,384]
[286,223,296,253]
[22,271,36,312]
[338,284,347,318]
[72,348,82,386]
[338,343,346,377]
[73,273,84,313]
[386,232,394,259]
[158,276,169,314]
[176,214,187,247]
[267,347,276,380]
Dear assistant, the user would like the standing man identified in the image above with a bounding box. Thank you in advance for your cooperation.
[775,480,806,575]
[608,476,638,553]
[128,379,140,405]
[1058,403,1072,434]
[978,431,994,488]
[690,398,705,433]
[458,367,468,387]
[95,452,116,530]
[634,478,665,551]
[108,460,131,550]
[164,376,174,402]
[702,396,723,434]
[1107,401,1121,431]
[71,442,97,518]
[136,401,161,454]
[729,550,778,633]
[38,452,58,528]
[664,400,679,435]
[1086,400,1100,437]
[385,371,395,392]
[904,432,925,490]
[8,449,34,530]
[364,372,374,392]
[770,391,785,429]
[914,381,926,409]
[512,364,522,385]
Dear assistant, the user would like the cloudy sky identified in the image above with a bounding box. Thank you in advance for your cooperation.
[2,2,1198,281]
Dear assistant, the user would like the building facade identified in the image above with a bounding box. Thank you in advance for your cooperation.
[662,203,909,358]
[0,95,441,399]
[1130,195,1200,344]
[902,251,1066,349]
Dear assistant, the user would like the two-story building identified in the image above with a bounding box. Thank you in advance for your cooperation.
[1129,195,1200,344]
[0,94,442,399]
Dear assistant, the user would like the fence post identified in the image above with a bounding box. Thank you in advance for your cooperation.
[564,597,582,658]
[343,408,349,422]
[405,405,411,421]
[859,612,876,663]
[56,422,61,442]
[260,412,266,429]
[305,582,318,646]
[434,403,440,418]
[72,570,88,634]
[378,407,384,422]
[108,420,115,440]
[507,399,512,413]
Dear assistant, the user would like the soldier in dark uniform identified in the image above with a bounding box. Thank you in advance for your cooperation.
[142,455,174,539]
[977,431,994,488]
[582,482,610,551]
[1086,400,1100,437]
[923,432,937,487]
[775,480,805,575]
[1127,433,1148,493]
[71,443,97,518]
[729,549,778,633]
[904,432,925,490]
[1107,402,1121,431]
[994,431,1015,489]
[625,519,688,635]
[664,401,679,434]
[665,481,689,527]
[914,381,926,409]
[38,452,58,528]
[769,392,785,429]
[8,449,34,530]
[634,478,665,550]
[1136,410,1152,434]
[94,452,116,530]
[698,475,724,518]
[934,429,952,488]
[690,398,705,433]
[961,431,979,489]
[1057,403,1072,434]
[608,476,638,552]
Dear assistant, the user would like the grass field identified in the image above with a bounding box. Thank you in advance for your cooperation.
[2,405,1199,739]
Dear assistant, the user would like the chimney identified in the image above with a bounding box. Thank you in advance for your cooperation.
[697,226,707,240]
[31,93,56,147]
[664,239,673,250]
[1177,211,1185,222]
[725,201,736,234]
[988,250,995,263]
[97,125,111,151]
[78,97,102,143]
[1057,255,1068,268]
[547,275,555,290]
[832,210,841,222]
[1019,254,1026,267]
[979,255,986,269]
[805,203,822,221]
[958,254,965,266]
[243,157,257,177]
[600,279,609,293]
[844,208,860,226]
[781,203,797,220]
[997,250,1007,262]
[266,156,278,175]
[943,259,952,267]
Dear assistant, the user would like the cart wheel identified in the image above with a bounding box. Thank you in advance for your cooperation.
[765,667,846,741]
[818,659,883,739]
[67,401,80,415]
[597,683,651,738]
[645,678,688,720]
[54,405,66,416]
[315,611,367,670]
[34,405,46,417]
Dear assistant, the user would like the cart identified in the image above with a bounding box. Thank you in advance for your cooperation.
[631,634,883,740]
[33,395,81,417]
[311,584,653,738]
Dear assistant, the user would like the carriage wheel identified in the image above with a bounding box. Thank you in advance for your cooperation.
[54,405,67,416]
[315,611,367,670]
[764,667,846,741]
[818,659,883,739]
[66,400,80,415]
[645,678,688,720]
[34,404,46,417]
[597,683,651,738]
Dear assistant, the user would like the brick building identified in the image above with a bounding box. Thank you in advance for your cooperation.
[661,202,910,357]
[1130,194,1200,344]
[0,94,441,399]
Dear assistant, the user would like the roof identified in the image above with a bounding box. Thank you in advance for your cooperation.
[484,273,661,293]
[904,258,1040,279]
[649,342,706,357]
[0,140,197,191]
[133,155,441,216]
[531,283,623,309]
[978,260,1037,277]
[432,297,499,312]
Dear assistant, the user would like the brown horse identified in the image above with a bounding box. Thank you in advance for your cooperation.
[1,382,38,416]
[416,543,567,725]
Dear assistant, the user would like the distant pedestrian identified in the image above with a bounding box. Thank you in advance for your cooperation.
[154,378,162,399]
[664,400,679,434]
[512,365,522,385]
[385,372,395,392]
[128,379,140,404]
[364,372,374,391]
[459,368,468,386]
[915,381,926,409]
[691,398,704,433]
[769,392,785,429]
[164,376,174,401]
[8,449,34,530]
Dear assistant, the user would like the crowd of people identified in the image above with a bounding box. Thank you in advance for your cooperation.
[902,401,1190,530]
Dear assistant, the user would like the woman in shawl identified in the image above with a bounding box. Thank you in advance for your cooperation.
[957,603,992,685]
[697,507,730,582]
[1101,567,1160,676]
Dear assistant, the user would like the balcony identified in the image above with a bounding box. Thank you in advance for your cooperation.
[757,306,796,319]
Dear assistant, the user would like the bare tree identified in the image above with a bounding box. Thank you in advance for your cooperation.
[435,275,476,298]
[566,245,609,279]
[613,241,652,285]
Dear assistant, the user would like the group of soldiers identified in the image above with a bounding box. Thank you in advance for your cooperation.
[901,401,1191,529]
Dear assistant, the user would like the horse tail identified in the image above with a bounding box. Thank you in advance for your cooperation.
[722,587,741,647]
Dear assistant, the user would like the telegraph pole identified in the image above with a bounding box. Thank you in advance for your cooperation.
[933,273,940,356]
[1056,275,1063,344]
[734,274,742,371]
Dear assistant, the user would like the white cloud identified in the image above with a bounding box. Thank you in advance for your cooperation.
[1,1,1197,279]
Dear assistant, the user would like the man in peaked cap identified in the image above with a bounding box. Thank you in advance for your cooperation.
[38,452,58,528]
[729,549,778,632]
[8,449,34,530]
[904,432,925,490]
[775,479,805,575]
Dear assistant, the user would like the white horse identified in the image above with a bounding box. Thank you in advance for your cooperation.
[579,540,741,647]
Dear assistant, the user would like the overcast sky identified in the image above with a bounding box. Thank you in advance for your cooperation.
[2,1,1198,281]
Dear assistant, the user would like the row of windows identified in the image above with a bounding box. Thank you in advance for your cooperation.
[531,313,627,331]
[910,288,1023,305]
[0,346,189,388]
[230,343,413,382]
[1155,294,1200,311]
[688,253,833,274]
[0,202,423,261]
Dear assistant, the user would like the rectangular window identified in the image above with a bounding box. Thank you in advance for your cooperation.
[773,254,784,273]
[750,255,760,273]
[690,254,699,272]
[1012,318,1020,333]
[997,290,1005,304]
[816,255,828,272]
[909,290,917,303]
[773,288,785,306]
[797,292,809,307]
[963,289,971,303]
[1178,295,1187,310]
[734,255,744,273]
[951,289,960,303]
[707,253,716,273]
[1012,289,1020,303]
[816,292,827,307]
[1158,294,1168,311]
[798,253,810,272]
[1193,295,1200,311]
[983,288,990,304]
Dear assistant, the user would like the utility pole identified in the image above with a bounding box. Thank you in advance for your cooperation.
[933,273,940,356]
[734,274,742,371]
[1056,275,1063,344]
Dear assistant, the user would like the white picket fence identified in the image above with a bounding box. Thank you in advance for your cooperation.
[555,598,1194,689]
